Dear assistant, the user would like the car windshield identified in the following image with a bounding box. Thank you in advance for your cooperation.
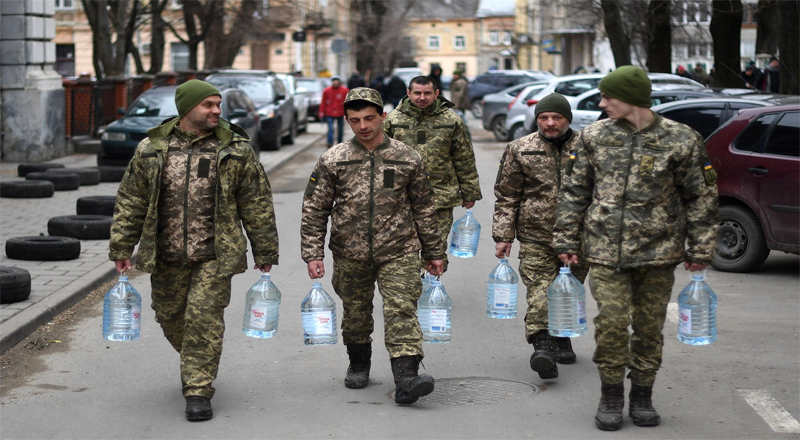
[207,77,275,105]
[297,79,323,92]
[127,92,177,117]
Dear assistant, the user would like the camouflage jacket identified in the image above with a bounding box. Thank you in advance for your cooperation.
[109,117,279,275]
[301,135,445,264]
[553,115,719,269]
[493,130,581,246]
[383,96,482,209]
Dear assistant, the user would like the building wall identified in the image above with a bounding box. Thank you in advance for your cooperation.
[408,18,480,77]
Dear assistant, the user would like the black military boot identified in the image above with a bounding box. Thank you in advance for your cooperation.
[629,383,661,426]
[185,396,213,421]
[529,331,558,379]
[344,343,371,389]
[390,355,435,404]
[552,336,577,364]
[595,383,625,431]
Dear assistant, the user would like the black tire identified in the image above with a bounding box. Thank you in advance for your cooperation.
[46,167,101,186]
[470,100,483,118]
[98,166,127,183]
[262,123,281,151]
[5,236,81,261]
[0,266,32,304]
[25,172,81,191]
[491,115,508,142]
[0,180,55,198]
[76,196,117,216]
[97,153,131,167]
[712,205,770,273]
[282,119,297,145]
[510,123,527,141]
[18,163,65,177]
[47,215,112,240]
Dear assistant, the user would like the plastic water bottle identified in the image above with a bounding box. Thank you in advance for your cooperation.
[421,272,436,296]
[487,258,519,319]
[547,266,587,337]
[417,279,452,343]
[103,274,142,341]
[449,210,481,258]
[242,272,281,339]
[677,272,718,345]
[301,282,337,345]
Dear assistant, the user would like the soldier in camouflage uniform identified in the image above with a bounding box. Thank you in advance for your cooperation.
[109,80,279,422]
[492,93,589,380]
[383,76,482,269]
[301,88,446,405]
[552,66,718,431]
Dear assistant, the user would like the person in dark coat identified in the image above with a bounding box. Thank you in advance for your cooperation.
[429,65,443,92]
[369,75,387,104]
[386,75,407,108]
[742,65,763,91]
[761,57,780,93]
[347,71,367,89]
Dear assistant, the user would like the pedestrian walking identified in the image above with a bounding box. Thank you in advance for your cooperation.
[492,93,589,380]
[347,70,367,90]
[742,64,763,90]
[553,66,718,431]
[319,77,349,147]
[762,56,780,93]
[386,75,407,108]
[449,70,470,123]
[384,76,482,270]
[301,88,446,404]
[109,79,279,422]
[429,65,443,92]
[691,64,710,86]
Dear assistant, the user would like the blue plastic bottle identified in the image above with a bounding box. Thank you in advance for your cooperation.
[301,282,337,345]
[417,279,452,343]
[487,258,519,319]
[242,272,281,339]
[547,266,587,337]
[103,274,142,341]
[677,272,718,345]
[449,210,481,258]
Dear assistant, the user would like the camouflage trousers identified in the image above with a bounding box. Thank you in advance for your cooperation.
[332,252,424,358]
[150,259,233,399]
[435,207,454,271]
[588,264,675,387]
[518,242,588,342]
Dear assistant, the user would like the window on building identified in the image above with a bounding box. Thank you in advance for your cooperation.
[402,36,415,57]
[171,42,190,71]
[697,1,711,22]
[55,44,75,77]
[55,0,75,9]
[742,3,757,25]
[427,35,440,50]
[672,44,688,59]
[489,31,499,46]
[502,31,513,46]
[454,35,466,50]
[456,62,466,72]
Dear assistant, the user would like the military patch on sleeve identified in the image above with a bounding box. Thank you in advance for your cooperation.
[495,159,505,184]
[703,162,717,186]
[639,155,655,176]
[304,173,318,197]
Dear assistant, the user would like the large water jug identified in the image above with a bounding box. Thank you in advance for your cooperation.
[242,272,281,338]
[417,279,452,343]
[421,272,436,296]
[487,258,519,319]
[547,266,587,337]
[449,210,480,258]
[677,272,718,345]
[103,274,142,341]
[301,282,337,345]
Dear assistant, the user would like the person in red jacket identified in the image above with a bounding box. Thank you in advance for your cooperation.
[320,77,349,147]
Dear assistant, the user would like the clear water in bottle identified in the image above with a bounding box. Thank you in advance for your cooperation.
[242,272,281,339]
[417,279,452,343]
[421,272,436,296]
[487,258,519,319]
[449,210,481,258]
[677,272,717,345]
[103,274,142,341]
[547,266,587,337]
[301,282,337,345]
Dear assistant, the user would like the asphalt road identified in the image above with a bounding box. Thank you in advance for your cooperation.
[0,116,798,439]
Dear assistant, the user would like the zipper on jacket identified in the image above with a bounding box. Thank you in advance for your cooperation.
[182,143,193,261]
[615,133,636,271]
[368,152,375,262]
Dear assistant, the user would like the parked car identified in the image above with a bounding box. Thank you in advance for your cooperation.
[296,77,328,122]
[98,85,260,165]
[704,105,799,272]
[468,70,554,118]
[503,82,551,142]
[385,67,424,89]
[205,70,296,150]
[276,73,310,134]
[481,81,546,141]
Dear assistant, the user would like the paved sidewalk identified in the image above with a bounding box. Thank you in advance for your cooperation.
[0,122,325,352]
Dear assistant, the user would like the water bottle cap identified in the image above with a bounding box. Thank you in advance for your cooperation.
[499,258,508,264]
[559,267,571,274]
[261,272,271,279]
[692,273,705,281]
[118,275,129,282]
[431,280,442,286]
[312,282,322,288]
[465,210,473,214]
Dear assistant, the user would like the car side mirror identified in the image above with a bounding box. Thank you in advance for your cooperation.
[117,107,126,115]
[276,93,286,101]
[230,109,248,118]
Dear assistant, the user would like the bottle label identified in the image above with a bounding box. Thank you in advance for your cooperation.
[303,311,333,334]
[450,232,462,247]
[131,306,141,330]
[679,308,691,334]
[577,300,586,324]
[249,301,269,329]
[428,309,448,332]
[491,286,513,308]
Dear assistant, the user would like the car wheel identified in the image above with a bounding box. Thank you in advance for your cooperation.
[96,153,130,167]
[491,116,508,142]
[470,100,483,118]
[712,205,770,273]
[282,119,297,145]
[47,215,113,240]
[262,123,281,151]
[0,181,55,199]
[0,267,32,304]
[5,236,81,261]
[510,123,528,141]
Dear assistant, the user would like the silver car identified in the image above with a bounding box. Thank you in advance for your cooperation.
[276,73,310,134]
[481,81,547,142]
[504,83,550,141]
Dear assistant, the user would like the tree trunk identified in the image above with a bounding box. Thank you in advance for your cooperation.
[148,0,168,74]
[710,0,743,87]
[755,0,779,55]
[645,0,671,73]
[601,0,632,67]
[777,0,799,94]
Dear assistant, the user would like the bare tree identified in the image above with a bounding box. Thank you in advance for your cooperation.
[777,0,799,94]
[755,0,779,55]
[147,0,170,74]
[600,0,632,67]
[710,0,743,87]
[645,0,671,73]
[349,0,417,77]
[81,0,144,78]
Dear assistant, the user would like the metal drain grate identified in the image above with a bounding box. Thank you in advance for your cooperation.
[415,377,538,406]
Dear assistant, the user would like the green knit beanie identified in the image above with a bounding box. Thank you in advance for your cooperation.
[598,66,651,108]
[534,93,573,122]
[175,80,221,118]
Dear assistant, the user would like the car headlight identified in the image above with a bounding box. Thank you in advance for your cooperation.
[101,132,127,142]
[259,110,275,119]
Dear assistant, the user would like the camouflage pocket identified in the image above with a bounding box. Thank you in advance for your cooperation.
[639,155,655,176]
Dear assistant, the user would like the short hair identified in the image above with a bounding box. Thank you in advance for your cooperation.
[344,100,383,118]
[408,75,436,90]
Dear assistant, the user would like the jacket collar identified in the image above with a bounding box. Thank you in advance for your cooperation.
[146,117,246,151]
[398,95,455,117]
[350,134,391,153]
[616,112,662,133]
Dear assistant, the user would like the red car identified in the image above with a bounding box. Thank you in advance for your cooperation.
[705,104,799,272]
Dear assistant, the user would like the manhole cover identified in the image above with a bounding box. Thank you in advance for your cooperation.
[411,377,538,406]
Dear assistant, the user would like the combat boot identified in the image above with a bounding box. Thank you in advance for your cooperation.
[595,382,625,431]
[344,343,371,389]
[390,355,435,404]
[629,383,661,426]
[185,396,213,422]
[552,336,577,364]
[529,331,558,379]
